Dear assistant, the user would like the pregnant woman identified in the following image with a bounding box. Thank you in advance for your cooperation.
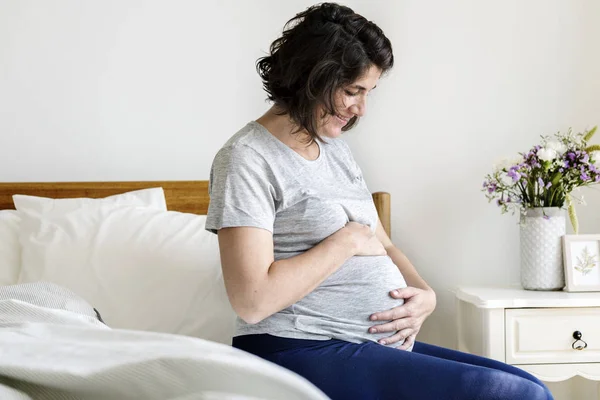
[206,3,553,400]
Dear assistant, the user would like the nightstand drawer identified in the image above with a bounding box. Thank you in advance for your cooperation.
[505,308,600,365]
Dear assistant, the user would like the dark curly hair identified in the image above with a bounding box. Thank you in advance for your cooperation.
[256,2,394,142]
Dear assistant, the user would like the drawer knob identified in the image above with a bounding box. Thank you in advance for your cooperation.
[572,331,588,351]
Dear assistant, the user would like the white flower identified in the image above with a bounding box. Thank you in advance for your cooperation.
[592,151,600,164]
[537,147,558,161]
[493,156,523,172]
[545,141,567,154]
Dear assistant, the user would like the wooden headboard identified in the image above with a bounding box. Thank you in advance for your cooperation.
[0,181,391,236]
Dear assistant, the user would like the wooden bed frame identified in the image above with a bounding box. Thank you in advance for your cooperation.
[0,181,391,236]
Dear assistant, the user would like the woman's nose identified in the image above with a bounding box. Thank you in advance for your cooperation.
[350,97,367,117]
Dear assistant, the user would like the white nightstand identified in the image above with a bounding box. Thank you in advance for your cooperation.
[455,287,600,391]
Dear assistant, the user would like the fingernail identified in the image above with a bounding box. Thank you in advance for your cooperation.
[370,315,377,321]
[379,340,386,345]
[392,290,399,296]
[369,328,377,333]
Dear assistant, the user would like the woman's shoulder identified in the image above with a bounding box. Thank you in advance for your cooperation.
[211,122,282,176]
[219,121,263,149]
[215,122,271,159]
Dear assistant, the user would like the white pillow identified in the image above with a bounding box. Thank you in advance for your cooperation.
[15,197,236,345]
[13,187,168,213]
[0,210,21,286]
[7,187,167,285]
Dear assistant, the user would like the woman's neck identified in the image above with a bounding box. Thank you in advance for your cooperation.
[255,107,314,151]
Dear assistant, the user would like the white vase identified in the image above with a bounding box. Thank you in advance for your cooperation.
[519,207,566,290]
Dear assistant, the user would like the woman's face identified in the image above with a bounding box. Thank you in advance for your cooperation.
[318,65,382,139]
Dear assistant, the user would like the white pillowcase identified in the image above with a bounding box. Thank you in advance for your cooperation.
[0,210,21,286]
[15,196,236,345]
[2,187,166,287]
[14,187,168,214]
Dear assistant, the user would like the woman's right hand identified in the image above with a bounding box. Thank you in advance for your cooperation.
[356,234,387,256]
[338,222,387,256]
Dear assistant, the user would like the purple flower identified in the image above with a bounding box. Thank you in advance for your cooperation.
[564,161,570,168]
[487,183,497,193]
[543,215,550,220]
[581,172,591,181]
[559,168,564,173]
[567,152,576,161]
[538,177,544,187]
[507,169,521,182]
[545,182,552,189]
[596,175,600,183]
[583,154,590,163]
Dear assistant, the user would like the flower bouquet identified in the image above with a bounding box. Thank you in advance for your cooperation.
[482,126,600,233]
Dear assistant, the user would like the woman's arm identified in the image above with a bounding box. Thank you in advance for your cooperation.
[217,222,380,324]
[369,219,437,349]
[374,220,433,292]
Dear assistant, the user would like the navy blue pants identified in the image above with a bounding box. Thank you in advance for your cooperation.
[233,334,553,400]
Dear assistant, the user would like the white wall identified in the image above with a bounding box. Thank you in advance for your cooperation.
[2,1,599,398]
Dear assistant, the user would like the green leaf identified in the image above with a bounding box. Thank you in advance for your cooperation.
[527,181,535,208]
[583,126,597,143]
[550,172,563,186]
[585,144,600,153]
[567,195,579,234]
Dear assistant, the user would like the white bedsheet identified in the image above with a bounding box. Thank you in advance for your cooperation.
[0,284,329,400]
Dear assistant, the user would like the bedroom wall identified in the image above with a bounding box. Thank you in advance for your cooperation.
[1,1,599,398]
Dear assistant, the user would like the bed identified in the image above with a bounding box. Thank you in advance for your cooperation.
[0,181,391,400]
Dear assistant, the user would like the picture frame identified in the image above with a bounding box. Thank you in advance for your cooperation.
[562,234,600,292]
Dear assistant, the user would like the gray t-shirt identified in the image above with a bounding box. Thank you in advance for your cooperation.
[206,121,407,348]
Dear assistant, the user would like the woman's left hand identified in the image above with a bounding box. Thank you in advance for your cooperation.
[368,287,436,350]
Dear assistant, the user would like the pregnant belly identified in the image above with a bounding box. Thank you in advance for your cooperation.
[291,255,408,346]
